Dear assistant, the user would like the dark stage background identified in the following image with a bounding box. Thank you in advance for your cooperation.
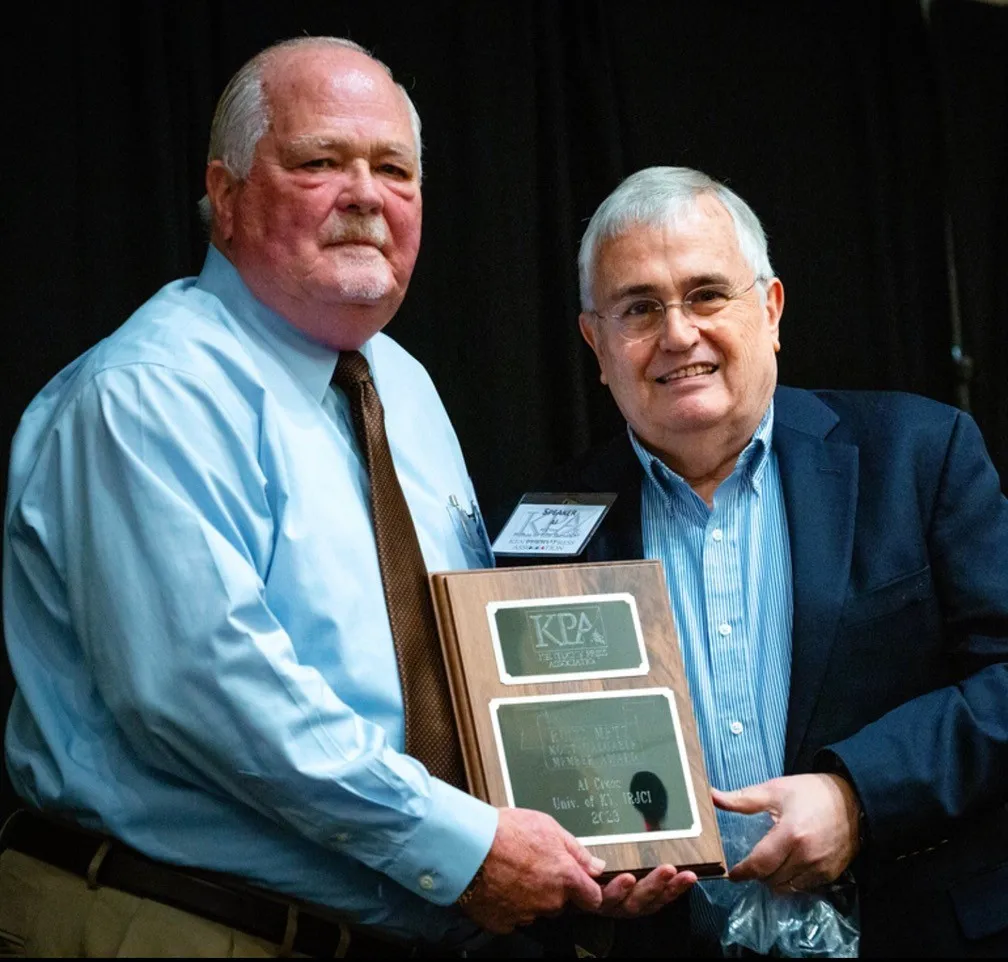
[2,0,1006,814]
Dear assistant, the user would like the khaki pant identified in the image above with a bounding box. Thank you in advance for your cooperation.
[0,850,305,958]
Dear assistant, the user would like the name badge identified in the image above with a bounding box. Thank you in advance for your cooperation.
[491,492,617,558]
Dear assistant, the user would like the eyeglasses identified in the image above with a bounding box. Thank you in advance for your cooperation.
[592,277,766,342]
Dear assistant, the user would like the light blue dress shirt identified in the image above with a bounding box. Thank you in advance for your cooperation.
[631,403,793,936]
[3,247,498,943]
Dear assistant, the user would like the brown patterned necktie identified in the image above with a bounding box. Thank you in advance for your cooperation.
[332,350,467,789]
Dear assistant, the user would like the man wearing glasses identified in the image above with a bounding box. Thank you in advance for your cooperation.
[566,166,1008,956]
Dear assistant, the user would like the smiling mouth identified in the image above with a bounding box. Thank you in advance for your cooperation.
[655,363,718,385]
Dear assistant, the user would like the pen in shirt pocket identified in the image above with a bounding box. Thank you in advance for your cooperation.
[448,494,495,566]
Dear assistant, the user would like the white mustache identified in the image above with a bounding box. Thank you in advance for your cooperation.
[324,216,389,247]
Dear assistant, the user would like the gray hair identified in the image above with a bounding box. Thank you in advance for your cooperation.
[198,36,423,228]
[578,166,774,311]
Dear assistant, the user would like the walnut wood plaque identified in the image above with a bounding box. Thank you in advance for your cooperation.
[429,560,726,879]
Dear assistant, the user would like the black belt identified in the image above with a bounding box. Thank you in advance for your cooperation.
[1,808,448,958]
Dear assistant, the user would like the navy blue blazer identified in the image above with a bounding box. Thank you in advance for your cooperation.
[550,387,1008,956]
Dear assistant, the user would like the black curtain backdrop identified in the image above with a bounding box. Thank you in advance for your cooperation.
[2,0,1006,814]
[931,0,1008,496]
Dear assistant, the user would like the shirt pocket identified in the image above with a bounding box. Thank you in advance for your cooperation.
[447,496,494,569]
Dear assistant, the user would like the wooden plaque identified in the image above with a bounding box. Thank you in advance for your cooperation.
[429,560,726,879]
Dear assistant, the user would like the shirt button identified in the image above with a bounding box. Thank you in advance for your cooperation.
[718,623,732,636]
[729,721,744,735]
[419,874,436,891]
[711,528,724,542]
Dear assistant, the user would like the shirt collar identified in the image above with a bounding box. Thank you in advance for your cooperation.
[737,402,775,493]
[630,401,776,500]
[196,246,374,404]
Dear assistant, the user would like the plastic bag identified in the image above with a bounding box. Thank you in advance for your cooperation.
[704,811,860,957]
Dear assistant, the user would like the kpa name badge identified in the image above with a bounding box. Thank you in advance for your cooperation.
[491,493,616,558]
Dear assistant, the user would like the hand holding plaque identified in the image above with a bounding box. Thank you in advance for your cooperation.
[430,560,726,879]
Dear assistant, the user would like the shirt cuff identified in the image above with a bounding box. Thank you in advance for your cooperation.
[386,779,498,905]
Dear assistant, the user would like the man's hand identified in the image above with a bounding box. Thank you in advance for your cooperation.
[597,865,697,918]
[712,773,861,894]
[458,807,605,933]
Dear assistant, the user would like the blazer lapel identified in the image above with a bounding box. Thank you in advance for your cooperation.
[773,390,859,770]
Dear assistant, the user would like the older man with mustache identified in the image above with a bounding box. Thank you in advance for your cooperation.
[0,38,689,959]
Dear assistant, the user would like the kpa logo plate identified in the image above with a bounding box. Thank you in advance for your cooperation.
[487,593,648,684]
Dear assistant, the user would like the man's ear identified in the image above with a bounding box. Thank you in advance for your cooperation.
[205,161,240,243]
[578,313,608,385]
[763,277,784,353]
